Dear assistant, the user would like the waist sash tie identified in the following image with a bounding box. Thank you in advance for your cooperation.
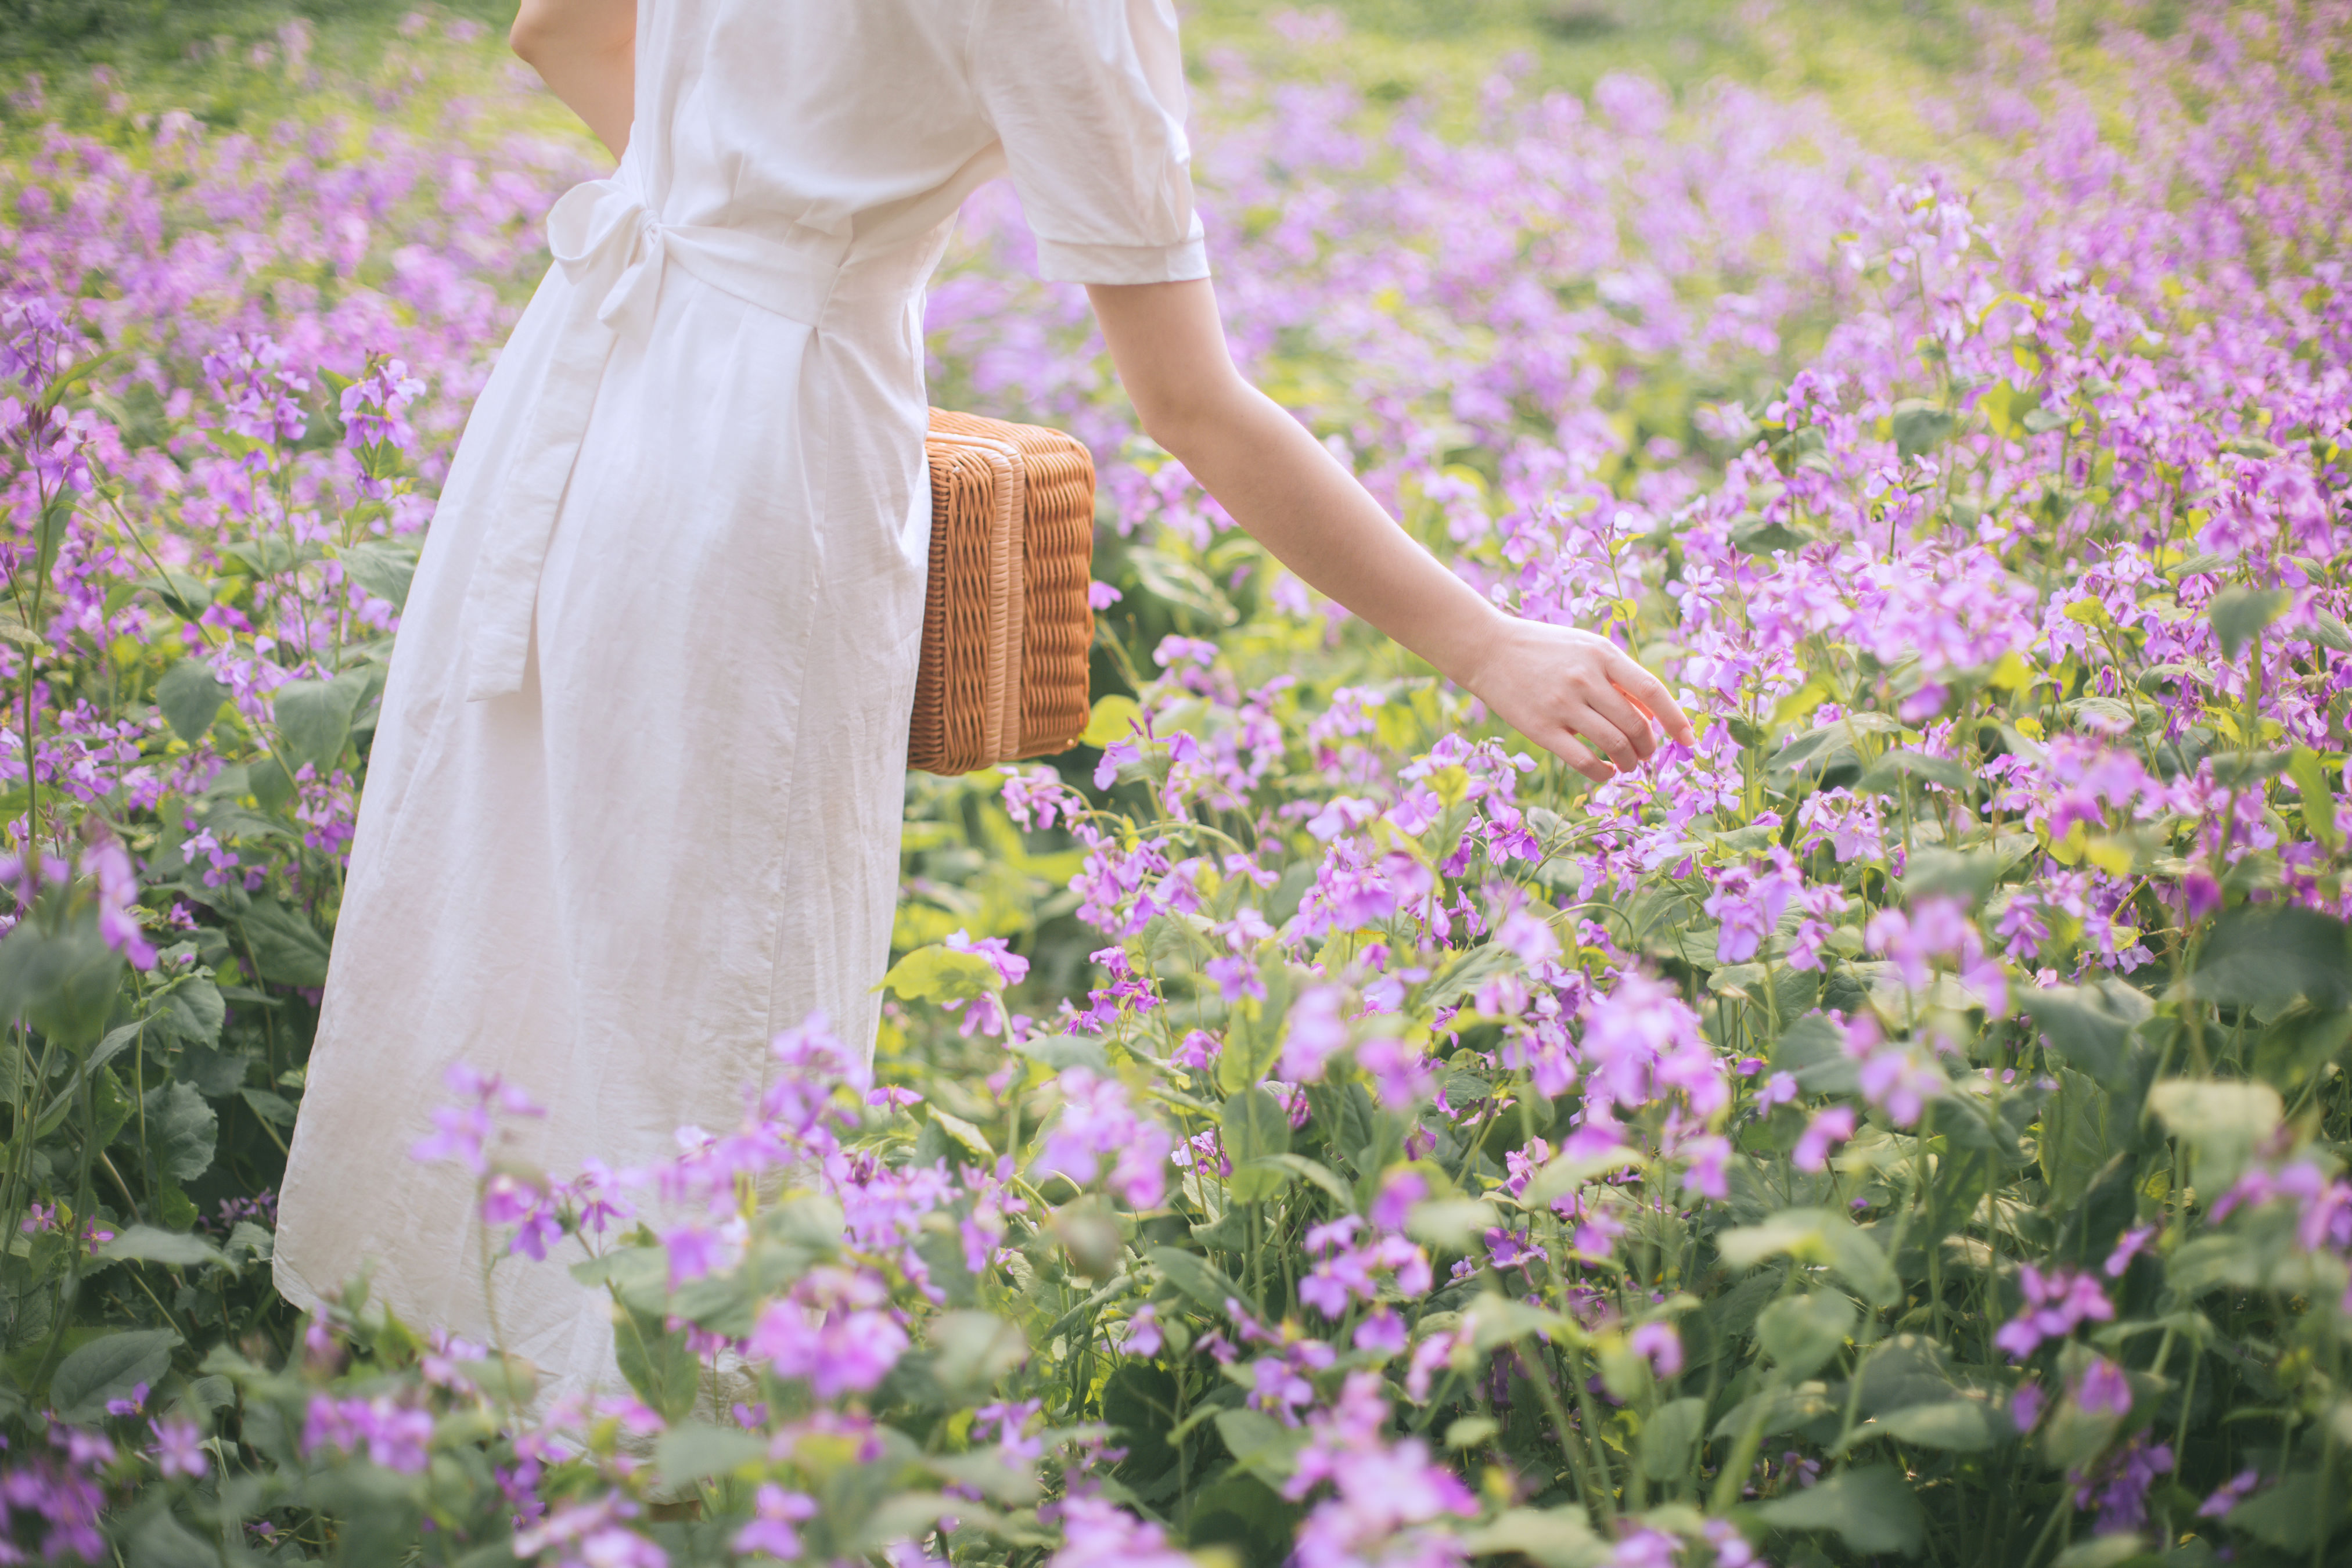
[461,174,851,700]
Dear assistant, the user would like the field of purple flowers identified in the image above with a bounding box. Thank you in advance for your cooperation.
[1,3,2349,1566]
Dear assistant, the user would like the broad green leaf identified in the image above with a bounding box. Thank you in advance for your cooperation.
[1891,399,1955,459]
[1126,546,1238,625]
[2022,980,2149,1089]
[154,659,231,743]
[612,1302,698,1421]
[1406,1197,1498,1252]
[2209,584,2289,661]
[1756,1291,1855,1380]
[51,1327,181,1425]
[127,1510,215,1568]
[1718,1207,1897,1307]
[98,1227,228,1269]
[2149,1077,2282,1195]
[927,1310,1027,1400]
[237,894,330,987]
[1081,693,1142,748]
[1148,1245,1247,1315]
[1874,1398,2006,1450]
[0,911,127,1048]
[1220,1086,1291,1166]
[881,944,999,1004]
[2188,904,2350,1010]
[654,1423,766,1488]
[1011,1033,1107,1076]
[336,540,418,611]
[1215,1407,1308,1481]
[1770,1013,1860,1094]
[271,668,369,774]
[2229,1471,2326,1550]
[142,1080,219,1184]
[1749,1463,1925,1556]
[1460,1508,1607,1568]
[2287,746,2342,851]
[1640,1396,1709,1480]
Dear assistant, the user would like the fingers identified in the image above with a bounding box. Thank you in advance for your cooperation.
[1548,731,1615,786]
[1609,649,1696,745]
[1578,682,1659,767]
[1563,706,1641,775]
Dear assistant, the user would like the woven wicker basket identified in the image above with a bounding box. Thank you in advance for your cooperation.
[907,408,1096,775]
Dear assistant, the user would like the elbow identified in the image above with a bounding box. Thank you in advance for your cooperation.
[509,3,552,63]
[1132,373,1251,465]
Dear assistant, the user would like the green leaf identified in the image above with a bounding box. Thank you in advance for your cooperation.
[1405,1198,1498,1252]
[1126,546,1238,625]
[1639,1396,1709,1480]
[1215,1407,1309,1481]
[654,1423,766,1488]
[0,911,127,1048]
[612,1302,699,1421]
[142,1080,219,1184]
[1874,1398,2006,1450]
[1460,1508,1607,1568]
[1221,1085,1292,1166]
[1855,748,1972,796]
[1756,1292,1855,1380]
[2148,1078,2282,1195]
[1148,1245,1247,1315]
[236,894,331,988]
[154,659,231,743]
[881,943,1000,1004]
[1891,399,1955,460]
[336,540,418,611]
[926,1310,1027,1401]
[1731,516,1816,556]
[1749,1463,1925,1556]
[271,668,370,774]
[2287,746,2342,852]
[1010,1033,1107,1076]
[2022,980,2150,1089]
[2228,1470,2326,1550]
[1900,848,2001,907]
[1718,1208,1896,1307]
[160,976,226,1047]
[2209,584,2290,661]
[98,1227,228,1269]
[2188,904,2350,1010]
[239,1086,299,1125]
[1771,1013,1861,1094]
[126,1509,217,1568]
[50,1327,181,1424]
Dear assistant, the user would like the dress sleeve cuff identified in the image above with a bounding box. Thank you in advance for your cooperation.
[1034,235,1210,285]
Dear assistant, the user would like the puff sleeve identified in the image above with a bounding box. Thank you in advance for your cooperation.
[971,0,1210,284]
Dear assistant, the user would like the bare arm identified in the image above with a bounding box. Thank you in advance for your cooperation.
[1087,279,1694,783]
[510,0,636,160]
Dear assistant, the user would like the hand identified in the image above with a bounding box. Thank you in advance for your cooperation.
[1462,618,1696,785]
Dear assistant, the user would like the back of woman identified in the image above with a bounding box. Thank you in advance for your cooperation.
[275,0,1210,1412]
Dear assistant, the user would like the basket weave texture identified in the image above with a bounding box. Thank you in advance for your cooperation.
[908,409,1096,775]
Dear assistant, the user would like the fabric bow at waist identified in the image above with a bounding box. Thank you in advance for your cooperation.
[459,175,850,700]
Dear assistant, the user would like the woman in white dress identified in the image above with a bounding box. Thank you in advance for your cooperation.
[272,0,1692,1409]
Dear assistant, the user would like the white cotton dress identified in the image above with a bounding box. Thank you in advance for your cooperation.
[274,0,1207,1409]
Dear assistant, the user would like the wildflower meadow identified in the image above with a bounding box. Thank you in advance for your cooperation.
[1,3,2348,1566]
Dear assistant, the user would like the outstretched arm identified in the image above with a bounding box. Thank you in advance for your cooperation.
[1087,278,1694,783]
[510,0,636,160]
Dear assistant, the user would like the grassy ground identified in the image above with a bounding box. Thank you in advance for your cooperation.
[0,0,2175,161]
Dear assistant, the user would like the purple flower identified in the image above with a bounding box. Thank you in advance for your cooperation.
[2073,1355,2134,1416]
[1793,1106,1854,1172]
[148,1418,207,1480]
[1049,1495,1194,1568]
[1035,1068,1174,1208]
[1279,984,1348,1081]
[1995,1266,2115,1360]
[1630,1321,1684,1379]
[747,1266,908,1398]
[733,1484,818,1560]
